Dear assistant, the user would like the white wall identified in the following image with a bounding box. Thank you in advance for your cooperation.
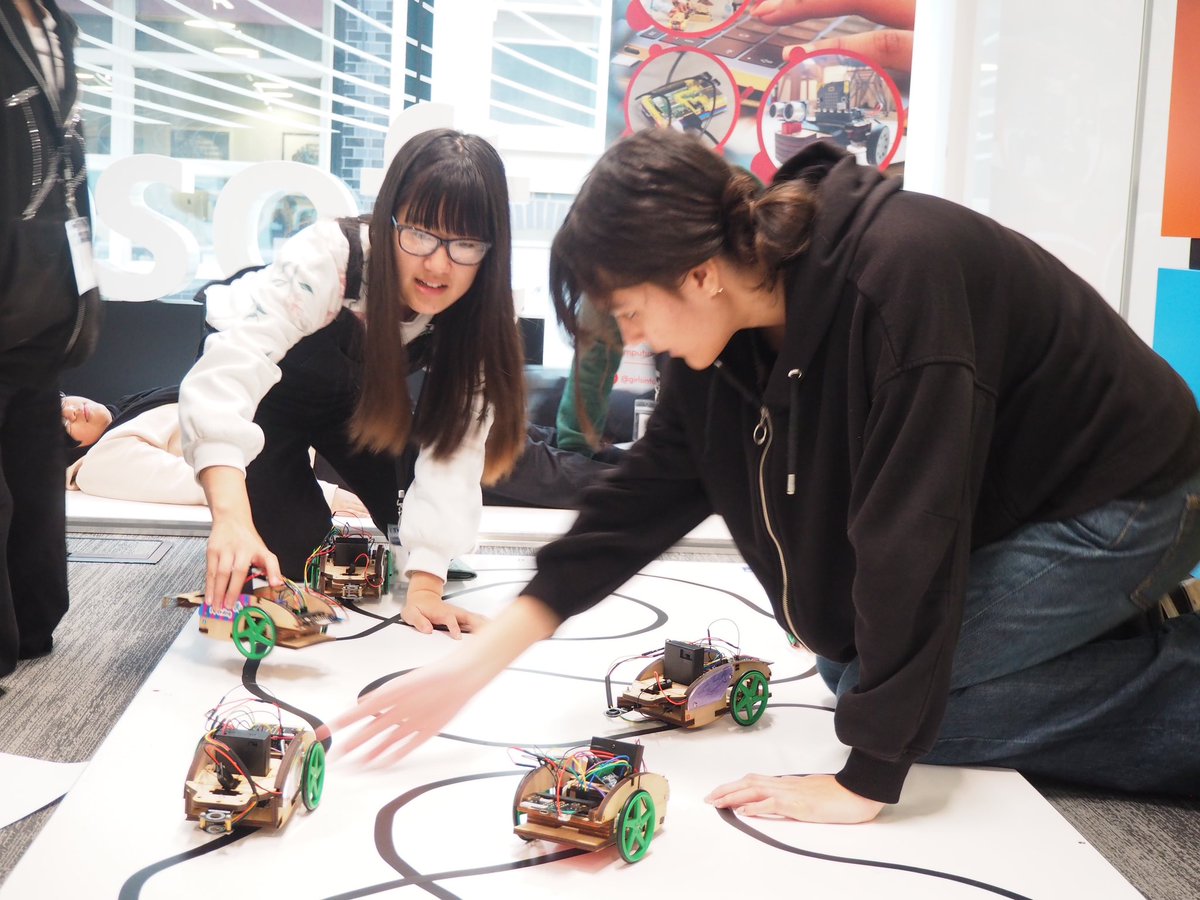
[906,0,1187,342]
[1126,0,1190,341]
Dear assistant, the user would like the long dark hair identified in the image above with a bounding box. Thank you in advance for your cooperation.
[549,127,817,340]
[352,129,525,484]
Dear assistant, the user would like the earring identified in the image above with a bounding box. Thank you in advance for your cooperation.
[711,287,724,297]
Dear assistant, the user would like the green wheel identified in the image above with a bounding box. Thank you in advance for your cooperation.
[376,544,390,593]
[302,740,326,810]
[729,669,769,726]
[232,607,276,660]
[616,789,655,863]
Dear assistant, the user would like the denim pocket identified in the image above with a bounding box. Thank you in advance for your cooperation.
[1065,499,1143,550]
[1131,492,1200,609]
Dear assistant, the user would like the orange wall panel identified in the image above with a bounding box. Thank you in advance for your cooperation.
[1162,1,1200,237]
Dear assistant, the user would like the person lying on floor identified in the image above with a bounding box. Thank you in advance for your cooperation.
[63,386,368,515]
[62,388,480,581]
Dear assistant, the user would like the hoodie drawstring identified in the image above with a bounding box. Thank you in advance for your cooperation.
[715,359,804,499]
[786,368,803,495]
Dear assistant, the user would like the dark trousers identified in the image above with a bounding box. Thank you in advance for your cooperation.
[482,424,619,508]
[818,467,1200,797]
[244,312,413,579]
[0,381,69,676]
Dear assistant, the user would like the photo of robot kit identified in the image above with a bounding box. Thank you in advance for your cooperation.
[641,0,742,35]
[761,54,902,169]
[627,49,739,146]
[610,1,911,177]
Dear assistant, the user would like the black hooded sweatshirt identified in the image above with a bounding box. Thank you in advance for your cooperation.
[525,143,1200,803]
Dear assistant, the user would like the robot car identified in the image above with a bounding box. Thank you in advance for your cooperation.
[183,693,325,833]
[636,72,727,133]
[772,71,892,166]
[512,737,669,864]
[606,638,772,729]
[164,573,346,660]
[305,526,390,601]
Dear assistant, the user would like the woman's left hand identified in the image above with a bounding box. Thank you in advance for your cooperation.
[401,571,485,638]
[704,773,885,824]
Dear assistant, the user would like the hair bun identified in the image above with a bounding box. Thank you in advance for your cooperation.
[721,171,759,264]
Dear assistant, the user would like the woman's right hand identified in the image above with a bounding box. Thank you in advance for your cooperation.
[205,514,282,608]
[199,465,284,607]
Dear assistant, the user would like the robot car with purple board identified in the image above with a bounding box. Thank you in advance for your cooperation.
[164,573,346,660]
[606,638,772,729]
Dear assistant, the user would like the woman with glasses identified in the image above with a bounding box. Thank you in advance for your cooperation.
[179,129,526,636]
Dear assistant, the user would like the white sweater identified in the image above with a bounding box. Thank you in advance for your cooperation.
[179,219,491,581]
[66,402,344,510]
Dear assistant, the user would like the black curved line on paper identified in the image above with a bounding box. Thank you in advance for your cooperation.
[343,578,669,641]
[439,564,769,625]
[340,599,392,621]
[118,826,255,899]
[241,658,331,751]
[716,808,1034,900]
[443,565,778,632]
[321,849,585,900]
[349,770,589,900]
[437,721,675,750]
[636,571,775,619]
[444,578,671,641]
[334,602,406,639]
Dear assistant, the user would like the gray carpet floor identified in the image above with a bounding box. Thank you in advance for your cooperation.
[0,533,1196,898]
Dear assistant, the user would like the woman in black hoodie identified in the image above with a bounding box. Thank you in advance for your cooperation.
[332,128,1200,823]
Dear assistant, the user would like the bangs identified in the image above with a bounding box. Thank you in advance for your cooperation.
[397,156,494,241]
[554,216,660,312]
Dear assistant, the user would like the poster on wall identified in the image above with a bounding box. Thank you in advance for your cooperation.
[607,0,915,182]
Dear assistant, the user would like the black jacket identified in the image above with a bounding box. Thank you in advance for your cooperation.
[1,0,99,383]
[526,144,1200,803]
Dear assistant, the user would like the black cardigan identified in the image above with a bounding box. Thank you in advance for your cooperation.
[526,144,1200,804]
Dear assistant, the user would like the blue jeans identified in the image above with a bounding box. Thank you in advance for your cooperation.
[817,467,1200,796]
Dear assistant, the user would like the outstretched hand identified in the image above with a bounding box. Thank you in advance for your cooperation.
[705,772,885,823]
[326,655,490,765]
[323,594,562,766]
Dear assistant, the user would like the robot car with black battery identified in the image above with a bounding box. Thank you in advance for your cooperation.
[605,637,772,729]
[183,691,326,834]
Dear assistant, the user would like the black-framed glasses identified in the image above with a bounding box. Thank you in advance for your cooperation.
[391,217,491,266]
